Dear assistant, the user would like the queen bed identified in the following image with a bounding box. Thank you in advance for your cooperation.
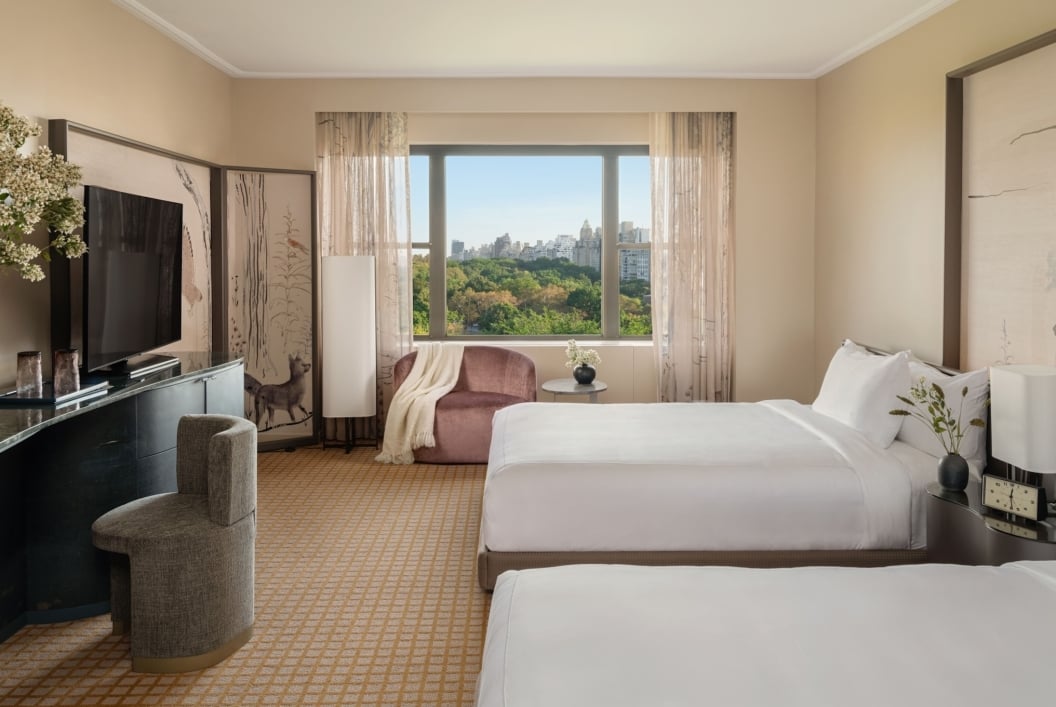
[477,341,990,589]
[476,561,1054,706]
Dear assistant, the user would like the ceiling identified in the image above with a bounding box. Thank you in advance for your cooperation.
[113,0,958,79]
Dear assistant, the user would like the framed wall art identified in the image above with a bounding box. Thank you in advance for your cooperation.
[50,122,320,451]
[945,29,1056,369]
[48,121,221,357]
[223,168,318,449]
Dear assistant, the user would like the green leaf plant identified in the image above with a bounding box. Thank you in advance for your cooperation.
[889,378,987,456]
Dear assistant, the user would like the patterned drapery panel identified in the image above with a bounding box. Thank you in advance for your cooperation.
[316,112,413,429]
[649,112,735,402]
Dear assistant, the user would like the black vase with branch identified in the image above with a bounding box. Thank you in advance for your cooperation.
[889,379,987,491]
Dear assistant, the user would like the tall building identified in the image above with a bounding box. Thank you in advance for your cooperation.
[573,226,601,271]
[494,233,513,258]
[618,221,636,243]
[619,222,651,281]
[519,239,547,261]
[580,219,594,241]
[549,234,577,260]
[620,249,651,281]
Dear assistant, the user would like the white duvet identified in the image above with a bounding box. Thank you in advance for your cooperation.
[484,401,924,552]
[478,562,1056,706]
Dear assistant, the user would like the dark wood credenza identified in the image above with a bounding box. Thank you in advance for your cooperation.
[0,353,244,642]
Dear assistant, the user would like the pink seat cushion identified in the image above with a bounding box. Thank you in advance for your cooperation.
[393,346,537,465]
[413,392,525,464]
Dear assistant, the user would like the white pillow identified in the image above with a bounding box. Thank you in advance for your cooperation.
[895,361,989,466]
[841,339,871,355]
[813,342,911,448]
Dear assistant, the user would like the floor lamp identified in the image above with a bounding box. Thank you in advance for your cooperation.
[321,255,377,451]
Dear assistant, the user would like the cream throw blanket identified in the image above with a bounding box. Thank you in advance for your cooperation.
[376,342,465,464]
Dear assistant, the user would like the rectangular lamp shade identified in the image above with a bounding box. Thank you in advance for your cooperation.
[990,364,1056,473]
[321,255,377,418]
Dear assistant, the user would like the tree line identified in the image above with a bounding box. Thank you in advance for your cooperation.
[412,255,651,336]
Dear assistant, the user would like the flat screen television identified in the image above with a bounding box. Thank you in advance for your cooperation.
[77,185,183,375]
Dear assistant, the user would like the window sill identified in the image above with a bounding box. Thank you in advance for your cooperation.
[416,338,652,347]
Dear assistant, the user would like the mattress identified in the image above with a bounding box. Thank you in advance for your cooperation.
[483,400,933,552]
[478,561,1056,706]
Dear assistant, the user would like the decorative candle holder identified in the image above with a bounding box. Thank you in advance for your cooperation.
[53,348,81,397]
[16,351,43,398]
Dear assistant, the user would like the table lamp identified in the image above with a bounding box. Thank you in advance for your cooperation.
[990,365,1056,502]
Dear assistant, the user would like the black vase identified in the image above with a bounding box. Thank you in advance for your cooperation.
[573,365,596,385]
[938,453,969,491]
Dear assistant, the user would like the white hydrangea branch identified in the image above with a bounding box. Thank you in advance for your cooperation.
[564,338,601,368]
[0,102,86,281]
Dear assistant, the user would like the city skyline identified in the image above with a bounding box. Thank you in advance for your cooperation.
[410,154,650,253]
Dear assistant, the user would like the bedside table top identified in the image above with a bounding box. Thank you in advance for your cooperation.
[928,480,1056,544]
[927,480,985,513]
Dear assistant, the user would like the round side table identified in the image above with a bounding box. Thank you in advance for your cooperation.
[541,378,608,403]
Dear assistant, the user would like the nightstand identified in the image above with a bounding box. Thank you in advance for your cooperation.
[541,378,608,403]
[927,480,1056,564]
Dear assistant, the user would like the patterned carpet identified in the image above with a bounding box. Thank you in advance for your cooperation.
[0,447,490,706]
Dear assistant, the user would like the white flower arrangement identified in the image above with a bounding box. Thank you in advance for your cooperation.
[565,339,601,368]
[1,102,85,282]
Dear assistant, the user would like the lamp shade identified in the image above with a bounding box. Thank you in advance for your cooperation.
[321,255,377,418]
[990,364,1056,473]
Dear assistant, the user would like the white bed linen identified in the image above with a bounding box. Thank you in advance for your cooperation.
[478,562,1056,707]
[885,438,983,548]
[484,401,920,552]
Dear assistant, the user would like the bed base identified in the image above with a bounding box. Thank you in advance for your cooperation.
[477,535,927,590]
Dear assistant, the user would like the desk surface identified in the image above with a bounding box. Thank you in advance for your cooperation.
[0,352,242,453]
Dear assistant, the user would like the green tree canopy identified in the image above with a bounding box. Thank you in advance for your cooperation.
[427,255,650,336]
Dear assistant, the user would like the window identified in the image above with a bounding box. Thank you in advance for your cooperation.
[410,146,650,338]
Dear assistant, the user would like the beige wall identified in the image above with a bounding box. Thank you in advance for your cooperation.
[0,3,816,403]
[0,0,232,383]
[503,343,656,404]
[0,3,825,405]
[232,78,817,402]
[814,0,1056,381]
[3,0,1052,405]
[3,0,232,162]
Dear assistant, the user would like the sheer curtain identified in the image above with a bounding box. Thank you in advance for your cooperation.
[649,112,735,402]
[316,112,413,430]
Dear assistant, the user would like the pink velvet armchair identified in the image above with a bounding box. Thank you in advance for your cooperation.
[392,346,537,464]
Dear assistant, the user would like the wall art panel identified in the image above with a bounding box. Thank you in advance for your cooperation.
[225,169,318,447]
[959,35,1056,369]
[58,125,214,354]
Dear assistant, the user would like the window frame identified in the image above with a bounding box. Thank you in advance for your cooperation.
[410,144,650,340]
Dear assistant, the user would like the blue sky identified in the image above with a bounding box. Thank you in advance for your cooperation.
[410,155,650,252]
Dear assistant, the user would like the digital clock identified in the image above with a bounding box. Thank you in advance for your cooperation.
[981,473,1048,522]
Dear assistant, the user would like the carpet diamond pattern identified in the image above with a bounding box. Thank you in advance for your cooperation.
[0,447,489,706]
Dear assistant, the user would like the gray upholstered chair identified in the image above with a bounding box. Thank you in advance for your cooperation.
[393,346,537,464]
[91,414,257,673]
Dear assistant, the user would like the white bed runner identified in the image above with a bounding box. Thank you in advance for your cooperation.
[478,562,1056,707]
[483,401,915,551]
